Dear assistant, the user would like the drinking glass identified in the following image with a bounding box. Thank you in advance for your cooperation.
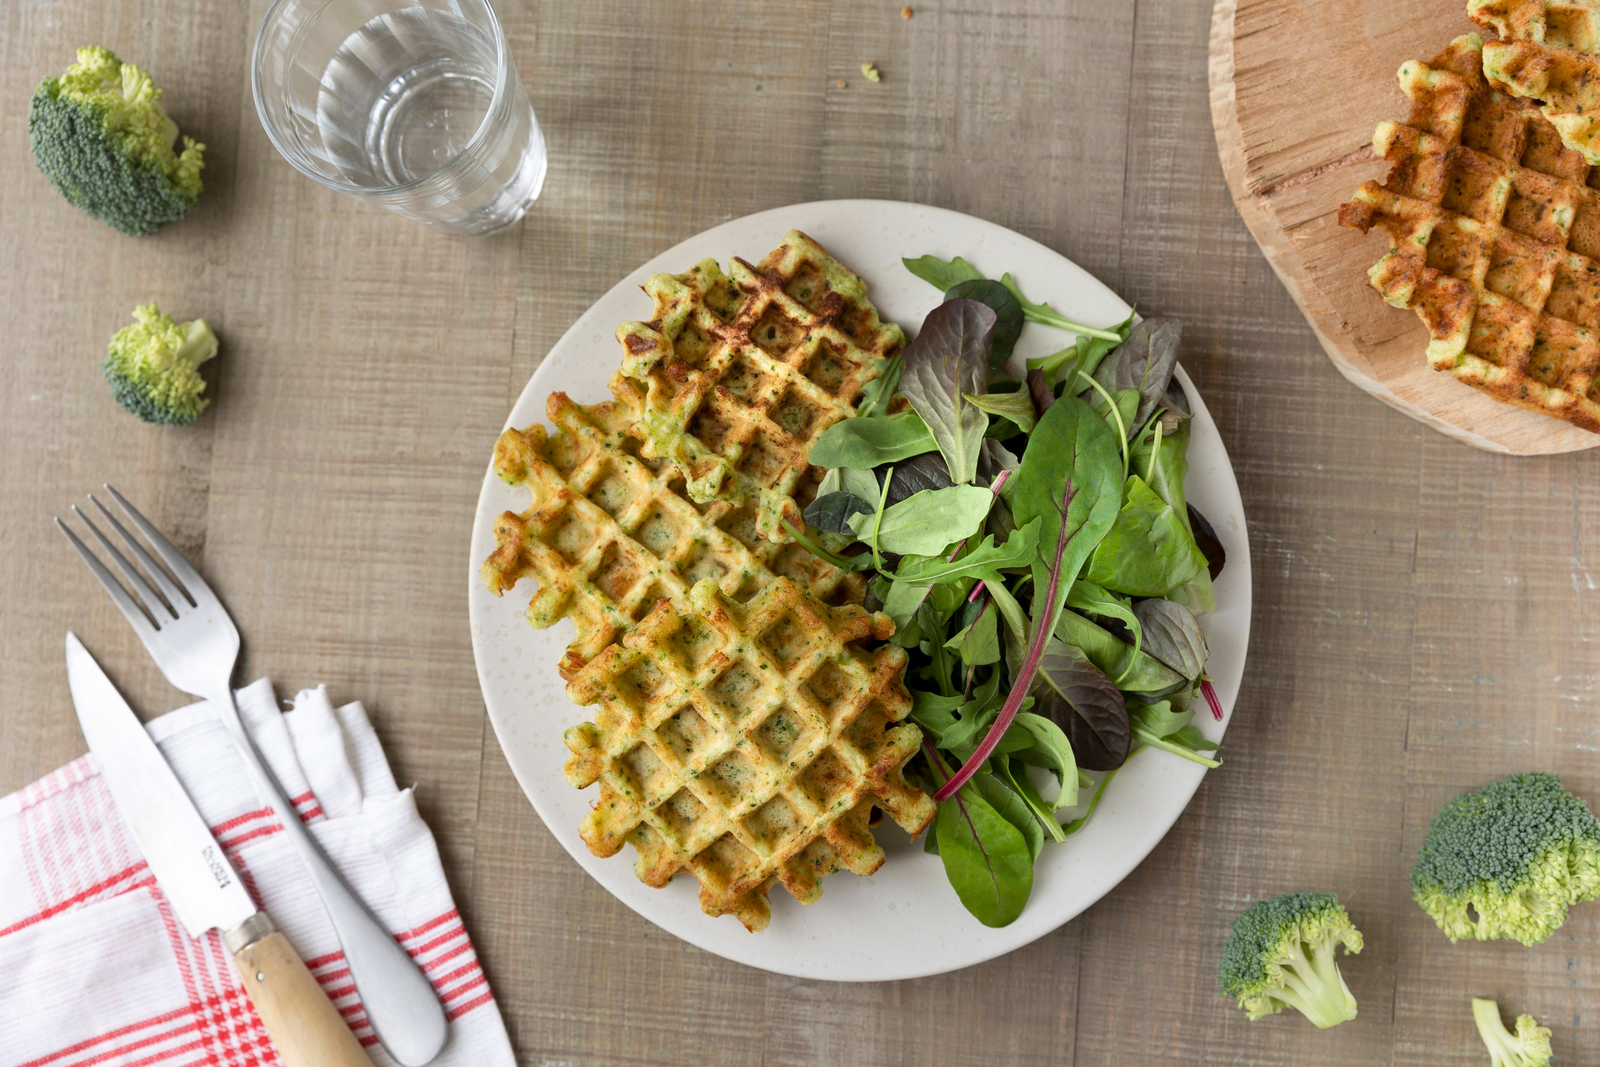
[252,0,547,235]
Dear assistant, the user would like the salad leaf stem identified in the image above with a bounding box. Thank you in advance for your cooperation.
[1201,677,1225,722]
[780,519,867,571]
[1130,724,1222,768]
[871,466,894,572]
[934,476,1081,802]
[1062,752,1138,836]
[1144,421,1163,485]
[1078,370,1129,481]
[999,273,1124,341]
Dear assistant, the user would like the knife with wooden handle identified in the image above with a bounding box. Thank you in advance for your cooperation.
[65,633,373,1067]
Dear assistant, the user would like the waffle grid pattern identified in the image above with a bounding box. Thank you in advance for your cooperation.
[615,230,904,542]
[1340,33,1600,432]
[563,578,936,931]
[483,389,866,680]
[1472,0,1600,163]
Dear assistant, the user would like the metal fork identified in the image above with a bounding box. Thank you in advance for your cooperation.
[56,486,447,1067]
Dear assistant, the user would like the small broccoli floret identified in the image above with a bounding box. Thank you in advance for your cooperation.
[103,303,218,425]
[1218,891,1363,1028]
[1412,771,1600,946]
[28,46,205,235]
[1473,998,1553,1067]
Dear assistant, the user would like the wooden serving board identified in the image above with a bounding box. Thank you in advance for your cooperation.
[1208,0,1600,454]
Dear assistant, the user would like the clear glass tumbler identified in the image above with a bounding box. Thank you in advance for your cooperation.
[252,0,547,235]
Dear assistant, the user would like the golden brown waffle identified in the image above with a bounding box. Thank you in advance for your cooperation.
[563,577,936,931]
[1471,0,1600,163]
[482,388,867,680]
[615,230,904,543]
[1339,33,1600,432]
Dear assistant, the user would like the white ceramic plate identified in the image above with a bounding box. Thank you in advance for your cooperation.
[468,200,1252,982]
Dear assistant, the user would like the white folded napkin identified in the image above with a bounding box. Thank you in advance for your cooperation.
[0,680,514,1067]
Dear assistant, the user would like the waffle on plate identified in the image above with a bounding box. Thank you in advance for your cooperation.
[614,230,904,542]
[1339,32,1600,432]
[563,577,937,931]
[482,387,867,680]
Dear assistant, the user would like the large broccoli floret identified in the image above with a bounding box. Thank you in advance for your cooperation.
[1412,771,1600,946]
[1218,891,1363,1028]
[103,303,218,425]
[1473,998,1553,1067]
[29,46,205,235]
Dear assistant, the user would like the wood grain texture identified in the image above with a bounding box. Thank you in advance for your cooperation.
[1,0,1597,1064]
[1209,0,1600,455]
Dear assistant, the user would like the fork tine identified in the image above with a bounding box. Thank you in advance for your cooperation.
[89,494,192,610]
[102,484,216,608]
[72,506,176,622]
[55,518,159,639]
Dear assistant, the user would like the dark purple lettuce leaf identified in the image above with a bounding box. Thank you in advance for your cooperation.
[1091,316,1182,436]
[900,299,996,484]
[1132,598,1207,681]
[874,450,953,507]
[1034,639,1131,771]
[945,279,1025,379]
[1187,503,1225,580]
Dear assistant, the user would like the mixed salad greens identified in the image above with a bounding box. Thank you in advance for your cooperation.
[788,255,1229,927]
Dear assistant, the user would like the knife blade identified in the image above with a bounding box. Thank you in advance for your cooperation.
[66,633,372,1067]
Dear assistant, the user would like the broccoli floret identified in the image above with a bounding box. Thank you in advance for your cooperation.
[1412,771,1600,946]
[28,46,205,235]
[103,303,218,425]
[1218,891,1363,1028]
[1473,998,1553,1067]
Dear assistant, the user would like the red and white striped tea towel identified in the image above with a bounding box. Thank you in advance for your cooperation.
[0,680,514,1067]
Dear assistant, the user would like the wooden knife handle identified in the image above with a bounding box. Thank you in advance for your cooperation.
[232,919,373,1067]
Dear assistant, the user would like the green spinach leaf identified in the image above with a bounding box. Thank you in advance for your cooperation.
[903,254,984,291]
[809,410,935,469]
[847,484,994,555]
[1083,475,1207,597]
[935,785,1034,927]
[972,773,1045,861]
[1008,710,1081,809]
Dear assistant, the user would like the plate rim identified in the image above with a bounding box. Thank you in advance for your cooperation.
[468,198,1253,981]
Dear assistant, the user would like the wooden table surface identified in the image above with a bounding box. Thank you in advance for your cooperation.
[2,0,1597,1064]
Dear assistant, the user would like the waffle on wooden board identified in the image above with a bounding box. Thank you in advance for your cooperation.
[1339,32,1600,433]
[564,578,936,931]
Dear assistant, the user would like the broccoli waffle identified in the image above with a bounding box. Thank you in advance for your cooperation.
[616,230,903,542]
[1471,0,1600,163]
[1338,33,1600,433]
[563,577,936,931]
[482,388,866,680]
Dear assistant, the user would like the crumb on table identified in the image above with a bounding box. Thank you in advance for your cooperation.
[861,60,881,82]
[902,5,914,18]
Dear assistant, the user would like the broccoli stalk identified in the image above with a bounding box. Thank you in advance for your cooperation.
[1412,772,1600,945]
[1218,892,1363,1028]
[28,46,205,235]
[1473,998,1553,1067]
[103,303,218,425]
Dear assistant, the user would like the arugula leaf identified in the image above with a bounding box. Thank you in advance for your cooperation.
[964,389,1037,434]
[1054,608,1186,697]
[903,254,984,291]
[1033,639,1131,771]
[1092,317,1182,436]
[934,783,1033,927]
[946,278,1025,378]
[1083,475,1208,598]
[857,352,902,419]
[803,492,873,534]
[892,519,1041,586]
[846,484,994,555]
[972,773,1046,861]
[1133,598,1207,681]
[899,300,995,484]
[999,272,1124,342]
[809,411,935,469]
